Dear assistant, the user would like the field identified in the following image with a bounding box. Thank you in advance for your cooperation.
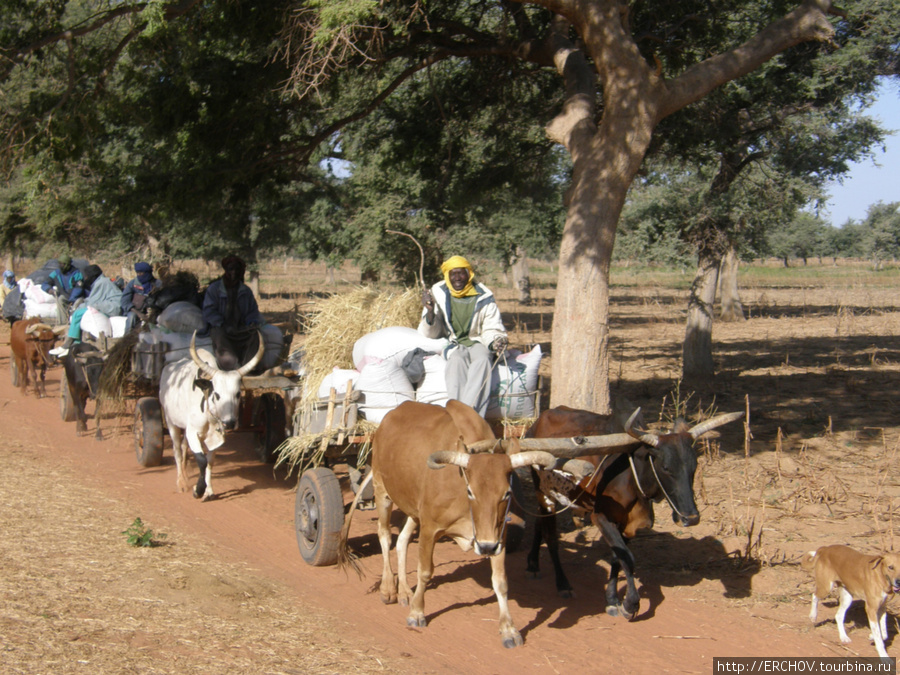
[2,257,900,673]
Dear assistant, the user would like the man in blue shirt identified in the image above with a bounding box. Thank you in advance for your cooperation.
[121,261,161,332]
[41,255,85,305]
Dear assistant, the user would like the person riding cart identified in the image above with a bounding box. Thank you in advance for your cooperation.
[41,254,85,307]
[202,255,264,372]
[121,261,161,332]
[50,265,123,358]
[419,255,508,417]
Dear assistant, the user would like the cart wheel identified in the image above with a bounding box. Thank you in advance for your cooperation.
[60,373,76,422]
[10,359,19,387]
[295,467,344,566]
[134,397,164,467]
[255,393,286,464]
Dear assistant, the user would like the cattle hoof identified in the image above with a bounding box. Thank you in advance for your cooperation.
[501,632,523,649]
[558,588,574,599]
[605,604,621,617]
[406,614,427,628]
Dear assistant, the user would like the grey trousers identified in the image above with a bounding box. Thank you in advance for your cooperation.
[445,342,492,416]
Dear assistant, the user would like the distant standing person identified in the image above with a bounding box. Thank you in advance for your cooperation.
[202,255,263,371]
[419,255,508,417]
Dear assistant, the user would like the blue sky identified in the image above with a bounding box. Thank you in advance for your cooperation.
[822,81,899,226]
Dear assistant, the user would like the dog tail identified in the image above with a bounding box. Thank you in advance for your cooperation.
[800,549,818,572]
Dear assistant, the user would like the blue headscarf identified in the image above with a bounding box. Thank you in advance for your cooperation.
[134,262,153,286]
[2,269,15,289]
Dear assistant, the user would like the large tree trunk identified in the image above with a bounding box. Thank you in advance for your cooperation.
[683,251,719,380]
[530,0,836,411]
[718,246,745,322]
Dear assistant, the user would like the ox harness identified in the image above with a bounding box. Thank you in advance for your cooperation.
[528,446,689,521]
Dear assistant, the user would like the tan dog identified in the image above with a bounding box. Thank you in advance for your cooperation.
[802,545,900,658]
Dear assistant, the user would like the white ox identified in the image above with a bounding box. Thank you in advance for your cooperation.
[159,332,264,501]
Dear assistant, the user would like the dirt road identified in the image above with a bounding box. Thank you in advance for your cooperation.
[0,343,871,674]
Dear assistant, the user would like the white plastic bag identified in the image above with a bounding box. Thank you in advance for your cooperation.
[352,326,449,370]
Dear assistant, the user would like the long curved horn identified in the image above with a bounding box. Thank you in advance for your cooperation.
[427,450,470,470]
[190,331,217,379]
[515,433,641,458]
[625,407,659,448]
[25,323,52,335]
[689,411,744,440]
[236,330,266,376]
[510,451,556,470]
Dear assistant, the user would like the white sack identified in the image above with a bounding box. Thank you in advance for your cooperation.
[485,345,542,420]
[415,354,449,406]
[352,326,450,370]
[23,299,62,322]
[318,368,360,399]
[110,316,128,339]
[81,306,114,340]
[356,359,414,424]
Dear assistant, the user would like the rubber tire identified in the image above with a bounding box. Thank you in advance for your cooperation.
[10,359,19,387]
[134,397,164,467]
[295,467,344,566]
[255,394,287,464]
[60,373,76,422]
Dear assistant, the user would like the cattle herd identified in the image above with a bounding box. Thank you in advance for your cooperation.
[6,310,897,658]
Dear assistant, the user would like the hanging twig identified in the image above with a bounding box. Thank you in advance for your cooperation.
[385,229,426,290]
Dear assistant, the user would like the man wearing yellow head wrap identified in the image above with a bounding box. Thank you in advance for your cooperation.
[419,255,508,417]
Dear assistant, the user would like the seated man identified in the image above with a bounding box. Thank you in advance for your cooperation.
[50,265,123,357]
[202,255,263,371]
[41,254,85,305]
[121,261,161,332]
[419,255,508,417]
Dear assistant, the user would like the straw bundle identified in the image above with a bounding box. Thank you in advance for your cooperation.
[276,286,421,474]
[299,286,421,407]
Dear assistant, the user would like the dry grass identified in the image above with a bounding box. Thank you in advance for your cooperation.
[0,440,396,675]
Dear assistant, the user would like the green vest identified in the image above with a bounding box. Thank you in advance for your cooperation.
[449,296,477,346]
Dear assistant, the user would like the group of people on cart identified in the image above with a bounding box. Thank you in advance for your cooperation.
[4,254,267,376]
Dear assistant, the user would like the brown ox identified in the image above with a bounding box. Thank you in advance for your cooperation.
[10,318,59,398]
[526,405,742,620]
[340,400,557,649]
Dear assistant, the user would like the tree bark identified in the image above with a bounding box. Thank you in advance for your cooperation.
[683,252,719,380]
[511,246,532,304]
[718,246,745,322]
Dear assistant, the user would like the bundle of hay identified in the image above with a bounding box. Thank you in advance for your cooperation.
[299,286,421,408]
[277,286,421,474]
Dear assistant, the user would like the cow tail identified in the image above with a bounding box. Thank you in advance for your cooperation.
[337,469,373,578]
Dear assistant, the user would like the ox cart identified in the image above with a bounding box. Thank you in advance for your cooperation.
[128,338,302,468]
[290,382,549,567]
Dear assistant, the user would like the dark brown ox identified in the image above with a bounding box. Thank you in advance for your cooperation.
[340,400,557,649]
[526,405,743,620]
[10,318,59,398]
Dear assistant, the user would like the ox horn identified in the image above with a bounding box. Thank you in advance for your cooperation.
[509,451,556,470]
[427,450,470,470]
[25,322,52,335]
[189,331,218,379]
[514,432,641,459]
[236,330,266,376]
[688,411,744,440]
[624,407,660,448]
